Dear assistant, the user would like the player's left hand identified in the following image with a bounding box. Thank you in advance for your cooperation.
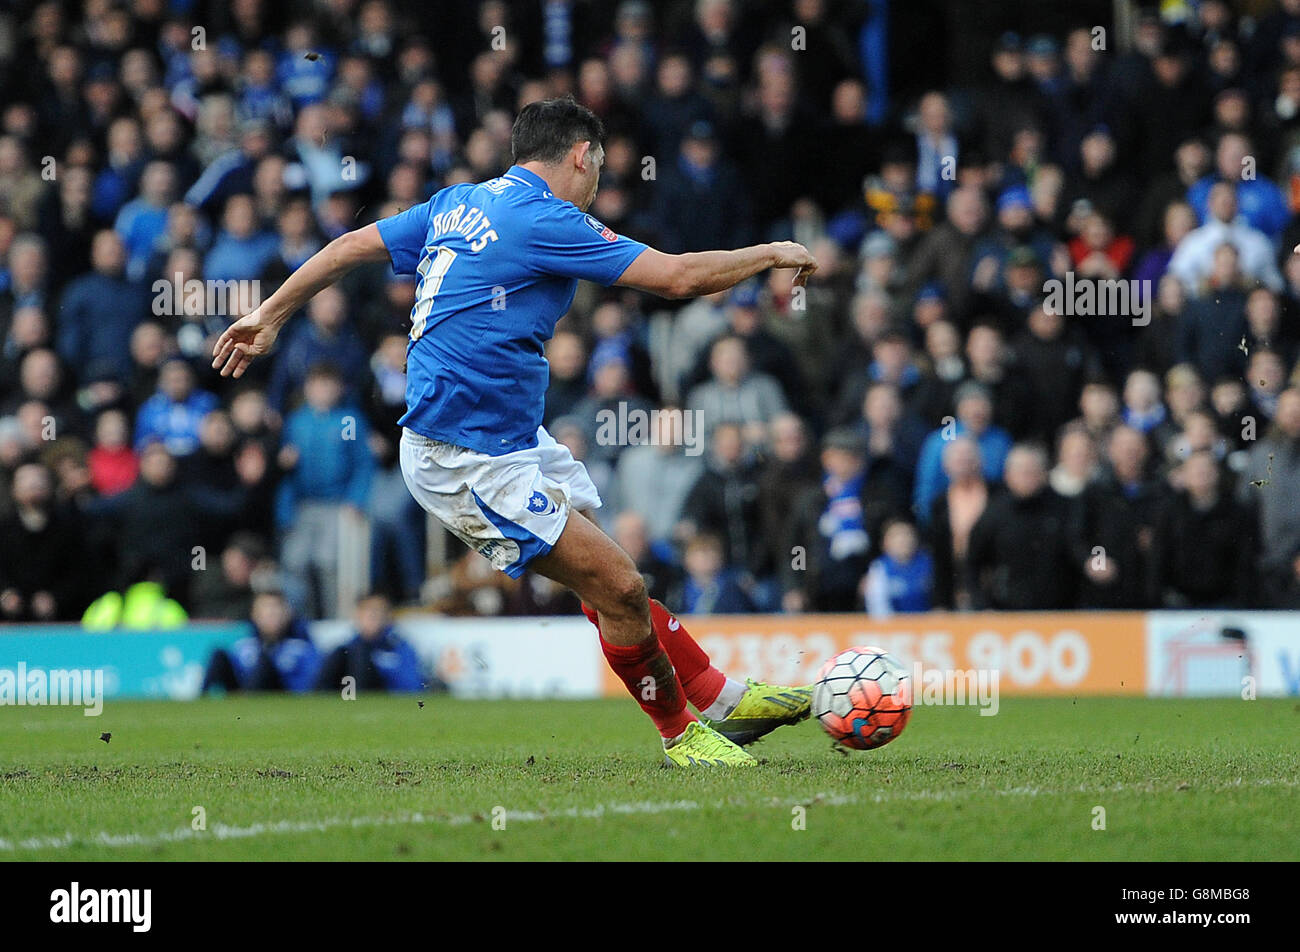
[769,241,818,287]
[212,308,279,378]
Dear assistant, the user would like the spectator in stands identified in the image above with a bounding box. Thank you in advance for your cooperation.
[641,51,714,163]
[3,347,81,437]
[905,186,989,319]
[202,589,320,694]
[913,382,1012,519]
[56,230,148,384]
[1187,132,1289,241]
[1120,368,1169,441]
[276,362,372,618]
[712,280,805,411]
[1246,349,1289,424]
[572,350,655,467]
[680,422,762,578]
[1072,425,1158,609]
[88,408,138,496]
[114,160,175,280]
[910,319,965,424]
[267,286,370,413]
[613,407,703,546]
[961,322,1036,439]
[1239,387,1300,606]
[753,412,819,575]
[41,164,98,290]
[855,380,927,488]
[672,532,756,615]
[1074,379,1121,444]
[1149,449,1255,607]
[122,320,167,407]
[927,435,988,609]
[204,193,279,283]
[967,443,1078,609]
[1167,182,1282,294]
[782,428,877,612]
[914,91,959,201]
[190,532,266,620]
[1011,302,1103,443]
[0,306,50,403]
[863,517,933,617]
[831,325,921,429]
[1243,288,1297,368]
[0,462,84,621]
[0,136,45,231]
[656,120,752,254]
[1178,264,1251,386]
[1049,423,1099,497]
[2,233,50,316]
[88,438,249,607]
[133,358,219,456]
[314,593,423,694]
[1135,273,1186,374]
[1132,200,1196,292]
[686,335,787,447]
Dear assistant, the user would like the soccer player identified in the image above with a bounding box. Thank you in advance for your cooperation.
[213,97,817,766]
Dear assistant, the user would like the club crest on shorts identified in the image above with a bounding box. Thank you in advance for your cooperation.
[527,490,556,514]
[584,214,617,241]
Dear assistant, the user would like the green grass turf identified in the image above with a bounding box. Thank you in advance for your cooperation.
[1,695,1297,861]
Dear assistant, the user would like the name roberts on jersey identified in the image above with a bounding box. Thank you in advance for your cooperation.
[429,203,500,253]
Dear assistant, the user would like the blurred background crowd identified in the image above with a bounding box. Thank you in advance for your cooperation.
[2,0,1300,627]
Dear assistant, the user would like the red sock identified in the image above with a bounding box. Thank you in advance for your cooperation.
[583,601,727,712]
[600,634,695,739]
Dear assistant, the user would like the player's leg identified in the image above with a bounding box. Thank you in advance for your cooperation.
[578,590,735,713]
[398,428,751,764]
[578,590,811,745]
[571,511,811,746]
[531,512,754,765]
[530,435,746,711]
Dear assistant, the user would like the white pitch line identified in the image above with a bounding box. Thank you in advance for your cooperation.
[0,798,711,853]
[2,777,1296,853]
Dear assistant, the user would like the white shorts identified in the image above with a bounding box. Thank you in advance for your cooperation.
[399,425,602,578]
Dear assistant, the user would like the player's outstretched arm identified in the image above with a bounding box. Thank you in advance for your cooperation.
[615,241,817,300]
[211,223,392,378]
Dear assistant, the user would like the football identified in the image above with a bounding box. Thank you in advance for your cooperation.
[813,647,913,750]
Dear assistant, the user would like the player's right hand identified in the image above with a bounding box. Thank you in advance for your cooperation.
[769,241,818,287]
[212,308,279,378]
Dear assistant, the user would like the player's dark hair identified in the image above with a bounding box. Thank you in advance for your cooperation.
[511,96,605,165]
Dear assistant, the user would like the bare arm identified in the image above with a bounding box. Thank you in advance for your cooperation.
[211,223,392,378]
[615,241,817,300]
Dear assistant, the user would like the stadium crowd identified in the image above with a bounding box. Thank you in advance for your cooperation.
[2,0,1300,625]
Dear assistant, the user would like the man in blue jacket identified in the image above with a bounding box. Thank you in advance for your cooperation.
[202,589,319,693]
[315,593,424,693]
[56,230,149,384]
[276,361,373,617]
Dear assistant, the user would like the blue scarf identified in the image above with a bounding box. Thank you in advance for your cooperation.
[819,472,870,561]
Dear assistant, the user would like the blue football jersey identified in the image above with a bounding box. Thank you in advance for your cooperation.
[376,165,648,455]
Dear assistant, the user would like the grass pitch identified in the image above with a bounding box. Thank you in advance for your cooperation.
[1,694,1297,861]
